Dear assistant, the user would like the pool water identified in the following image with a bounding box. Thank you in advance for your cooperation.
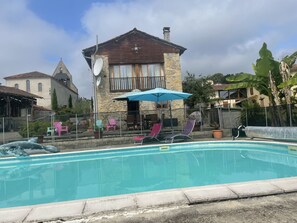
[1,141,297,208]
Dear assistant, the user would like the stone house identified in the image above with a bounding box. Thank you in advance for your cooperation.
[82,27,187,124]
[4,59,78,110]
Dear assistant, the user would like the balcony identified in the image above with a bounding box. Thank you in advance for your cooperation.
[110,76,166,92]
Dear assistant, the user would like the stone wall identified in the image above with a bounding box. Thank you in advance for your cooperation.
[163,53,185,124]
[96,52,186,126]
[96,56,127,115]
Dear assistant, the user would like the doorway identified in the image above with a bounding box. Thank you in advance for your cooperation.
[127,101,139,115]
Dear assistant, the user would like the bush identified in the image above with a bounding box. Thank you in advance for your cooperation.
[19,120,50,137]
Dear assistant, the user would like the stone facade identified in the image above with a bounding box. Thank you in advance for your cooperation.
[95,52,186,125]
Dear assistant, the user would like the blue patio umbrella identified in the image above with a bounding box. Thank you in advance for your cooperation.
[113,89,141,101]
[127,88,191,102]
[126,88,192,131]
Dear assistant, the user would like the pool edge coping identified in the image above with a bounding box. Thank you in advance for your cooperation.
[1,176,297,223]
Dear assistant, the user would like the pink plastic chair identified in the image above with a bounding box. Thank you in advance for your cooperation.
[106,118,117,131]
[53,121,68,136]
[133,123,162,144]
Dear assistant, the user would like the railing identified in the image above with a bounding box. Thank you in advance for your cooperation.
[109,76,166,92]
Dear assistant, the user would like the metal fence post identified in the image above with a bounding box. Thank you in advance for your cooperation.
[265,106,268,126]
[245,109,248,126]
[2,117,5,143]
[26,111,30,139]
[288,104,292,127]
[120,112,122,137]
[76,113,78,140]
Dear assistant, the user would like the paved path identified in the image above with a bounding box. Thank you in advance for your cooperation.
[87,193,297,223]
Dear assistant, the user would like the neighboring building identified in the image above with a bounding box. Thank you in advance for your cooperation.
[82,27,187,121]
[53,59,78,93]
[4,60,78,110]
[0,85,41,131]
[0,85,40,117]
[211,83,270,108]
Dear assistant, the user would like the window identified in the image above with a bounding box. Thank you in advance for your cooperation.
[219,88,247,100]
[250,87,254,95]
[14,84,19,89]
[109,63,165,91]
[219,90,229,99]
[141,64,162,77]
[113,65,132,78]
[38,83,42,92]
[26,80,30,92]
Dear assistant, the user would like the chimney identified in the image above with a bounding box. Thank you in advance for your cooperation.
[163,27,170,41]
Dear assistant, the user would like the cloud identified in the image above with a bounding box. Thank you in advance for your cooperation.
[0,0,92,97]
[1,0,297,98]
[0,1,74,78]
[81,0,297,76]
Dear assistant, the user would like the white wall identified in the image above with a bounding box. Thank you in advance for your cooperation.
[6,77,52,109]
[6,77,78,110]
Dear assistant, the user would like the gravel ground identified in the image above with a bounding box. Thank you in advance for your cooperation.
[81,193,297,223]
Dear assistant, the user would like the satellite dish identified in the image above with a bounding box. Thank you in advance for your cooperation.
[93,57,103,77]
[96,76,101,87]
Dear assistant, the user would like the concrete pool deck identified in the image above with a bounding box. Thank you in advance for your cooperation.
[1,176,297,223]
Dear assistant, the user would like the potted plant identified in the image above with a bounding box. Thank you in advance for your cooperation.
[93,126,99,139]
[212,122,223,139]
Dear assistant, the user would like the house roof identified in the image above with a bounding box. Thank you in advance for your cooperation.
[212,84,232,91]
[82,28,187,58]
[0,85,42,98]
[4,71,78,95]
[52,58,73,80]
[4,71,51,80]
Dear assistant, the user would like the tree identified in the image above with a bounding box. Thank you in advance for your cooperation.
[226,43,282,126]
[73,98,92,114]
[51,88,58,111]
[68,95,73,108]
[90,97,94,112]
[278,51,297,104]
[208,73,226,84]
[182,72,214,108]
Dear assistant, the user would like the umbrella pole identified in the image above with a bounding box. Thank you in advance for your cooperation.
[170,101,173,133]
[140,109,143,134]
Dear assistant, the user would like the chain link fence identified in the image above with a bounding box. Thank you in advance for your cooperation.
[1,104,296,143]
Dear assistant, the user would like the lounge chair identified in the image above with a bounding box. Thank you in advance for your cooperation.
[164,118,196,143]
[106,118,117,131]
[133,122,162,144]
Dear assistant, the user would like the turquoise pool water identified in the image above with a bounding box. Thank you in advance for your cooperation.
[1,141,297,208]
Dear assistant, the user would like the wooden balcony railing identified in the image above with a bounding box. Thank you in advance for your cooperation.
[109,76,166,92]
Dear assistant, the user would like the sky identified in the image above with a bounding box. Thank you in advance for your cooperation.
[1,0,297,98]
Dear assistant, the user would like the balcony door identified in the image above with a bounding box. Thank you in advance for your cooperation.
[127,101,139,116]
[109,63,165,92]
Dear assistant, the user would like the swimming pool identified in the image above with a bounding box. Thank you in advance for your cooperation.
[1,140,297,208]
